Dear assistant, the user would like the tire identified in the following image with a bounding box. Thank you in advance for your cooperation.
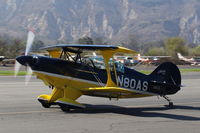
[38,99,51,108]
[41,102,51,108]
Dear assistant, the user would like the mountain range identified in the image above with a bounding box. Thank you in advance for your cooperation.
[0,0,200,45]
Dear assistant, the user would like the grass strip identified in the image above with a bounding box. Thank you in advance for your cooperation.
[0,71,27,76]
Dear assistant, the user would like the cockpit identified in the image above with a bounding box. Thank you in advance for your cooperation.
[56,48,125,73]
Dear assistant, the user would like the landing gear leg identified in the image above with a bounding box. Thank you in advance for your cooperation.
[163,95,174,108]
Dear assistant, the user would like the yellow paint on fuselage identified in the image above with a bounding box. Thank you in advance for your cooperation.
[34,71,99,90]
[34,71,151,99]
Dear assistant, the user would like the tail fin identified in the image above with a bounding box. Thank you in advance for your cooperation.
[150,62,181,86]
[149,62,181,95]
[177,53,185,60]
[137,54,141,60]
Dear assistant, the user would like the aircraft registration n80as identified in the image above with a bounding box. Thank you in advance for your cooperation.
[16,44,181,112]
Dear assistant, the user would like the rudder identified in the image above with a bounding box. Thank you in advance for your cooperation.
[149,62,181,95]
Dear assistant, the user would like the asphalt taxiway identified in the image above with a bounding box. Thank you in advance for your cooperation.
[0,73,200,133]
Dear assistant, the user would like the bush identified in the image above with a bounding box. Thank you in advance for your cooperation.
[189,46,200,56]
[0,37,25,58]
[147,47,166,56]
[165,37,188,58]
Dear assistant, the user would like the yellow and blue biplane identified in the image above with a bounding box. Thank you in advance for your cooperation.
[16,44,181,112]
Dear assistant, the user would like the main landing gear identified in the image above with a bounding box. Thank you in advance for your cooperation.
[38,99,56,108]
[38,99,79,112]
[163,95,174,108]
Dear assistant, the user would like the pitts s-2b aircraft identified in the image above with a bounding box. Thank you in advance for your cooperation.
[16,44,181,112]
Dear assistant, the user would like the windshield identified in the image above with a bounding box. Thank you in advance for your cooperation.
[88,56,106,69]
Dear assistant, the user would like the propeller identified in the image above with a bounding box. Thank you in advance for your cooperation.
[25,31,35,56]
[14,30,35,85]
[14,60,21,77]
[25,66,33,85]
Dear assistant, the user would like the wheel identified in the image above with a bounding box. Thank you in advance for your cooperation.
[59,104,70,112]
[38,99,51,108]
[41,102,51,108]
[168,102,174,108]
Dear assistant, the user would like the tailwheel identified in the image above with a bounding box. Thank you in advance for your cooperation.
[58,103,71,112]
[38,99,51,108]
[163,96,174,108]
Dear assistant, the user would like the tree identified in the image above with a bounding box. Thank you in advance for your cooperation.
[143,40,164,53]
[147,47,166,56]
[120,34,141,51]
[165,37,188,58]
[190,46,200,56]
[7,39,25,58]
[77,36,94,44]
[0,39,7,56]
[0,35,28,58]
[31,40,45,52]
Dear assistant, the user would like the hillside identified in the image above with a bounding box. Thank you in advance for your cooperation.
[0,0,200,45]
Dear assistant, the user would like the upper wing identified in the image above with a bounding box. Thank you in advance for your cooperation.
[41,44,118,51]
[40,44,137,58]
